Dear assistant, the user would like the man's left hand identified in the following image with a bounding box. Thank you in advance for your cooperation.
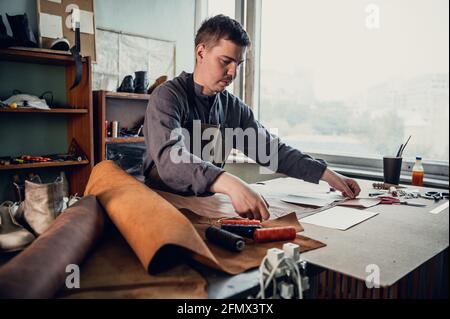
[321,168,361,199]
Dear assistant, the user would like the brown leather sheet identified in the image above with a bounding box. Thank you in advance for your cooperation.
[58,228,207,299]
[0,196,104,299]
[85,161,325,275]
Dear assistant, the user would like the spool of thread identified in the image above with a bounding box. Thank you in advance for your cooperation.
[112,121,119,138]
[205,226,245,252]
[253,226,297,243]
[105,120,109,137]
[219,219,262,226]
[221,224,261,238]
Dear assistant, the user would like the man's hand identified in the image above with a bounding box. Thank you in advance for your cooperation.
[209,172,270,221]
[321,168,361,198]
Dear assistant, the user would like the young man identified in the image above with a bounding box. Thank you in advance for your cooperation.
[143,15,361,221]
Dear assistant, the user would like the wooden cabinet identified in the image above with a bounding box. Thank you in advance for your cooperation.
[0,47,93,196]
[93,91,150,178]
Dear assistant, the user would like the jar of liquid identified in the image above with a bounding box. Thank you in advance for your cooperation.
[411,156,424,186]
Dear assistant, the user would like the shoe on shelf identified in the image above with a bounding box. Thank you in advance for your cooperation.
[0,201,35,253]
[117,75,134,93]
[24,177,64,236]
[147,75,168,95]
[133,71,149,94]
[62,194,81,211]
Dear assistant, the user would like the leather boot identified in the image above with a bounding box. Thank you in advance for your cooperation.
[6,13,37,48]
[0,14,16,48]
[0,14,7,35]
[24,177,64,235]
[134,71,149,94]
[147,75,168,95]
[0,201,35,252]
[117,75,134,93]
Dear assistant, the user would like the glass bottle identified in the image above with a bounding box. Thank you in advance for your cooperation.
[411,156,424,186]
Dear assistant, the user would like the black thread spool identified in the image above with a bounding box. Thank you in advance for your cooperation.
[221,224,261,238]
[205,226,245,252]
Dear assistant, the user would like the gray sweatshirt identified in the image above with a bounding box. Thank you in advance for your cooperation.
[143,71,327,195]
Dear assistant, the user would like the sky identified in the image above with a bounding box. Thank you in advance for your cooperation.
[260,0,449,100]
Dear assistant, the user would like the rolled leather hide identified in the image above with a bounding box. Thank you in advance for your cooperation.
[0,195,104,298]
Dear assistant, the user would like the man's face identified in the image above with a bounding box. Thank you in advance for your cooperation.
[195,38,246,94]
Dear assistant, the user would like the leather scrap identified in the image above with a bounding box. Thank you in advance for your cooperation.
[84,161,326,275]
[58,228,207,299]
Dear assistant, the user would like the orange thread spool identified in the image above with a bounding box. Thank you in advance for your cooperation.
[253,226,297,243]
[220,219,262,226]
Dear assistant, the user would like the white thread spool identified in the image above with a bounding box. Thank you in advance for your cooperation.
[112,121,119,138]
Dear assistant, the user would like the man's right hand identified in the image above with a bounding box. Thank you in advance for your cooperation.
[209,172,270,221]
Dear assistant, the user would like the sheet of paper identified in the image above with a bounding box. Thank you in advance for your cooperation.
[429,201,449,214]
[47,0,62,3]
[299,206,379,230]
[80,10,95,35]
[39,13,63,39]
[281,193,343,207]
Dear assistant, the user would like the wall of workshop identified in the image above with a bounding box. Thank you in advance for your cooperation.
[0,0,196,201]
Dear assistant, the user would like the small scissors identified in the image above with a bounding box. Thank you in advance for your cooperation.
[423,191,449,201]
[377,196,427,207]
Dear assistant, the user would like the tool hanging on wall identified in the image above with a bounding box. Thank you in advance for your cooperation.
[68,7,82,90]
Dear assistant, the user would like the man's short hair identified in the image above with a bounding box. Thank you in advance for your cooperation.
[195,14,251,49]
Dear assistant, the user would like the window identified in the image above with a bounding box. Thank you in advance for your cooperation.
[259,0,449,163]
[206,0,236,95]
[207,0,235,18]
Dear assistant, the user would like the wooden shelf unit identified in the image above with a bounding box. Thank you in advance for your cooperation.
[0,160,90,171]
[0,47,94,196]
[106,137,145,144]
[0,47,88,66]
[0,108,88,114]
[93,90,149,163]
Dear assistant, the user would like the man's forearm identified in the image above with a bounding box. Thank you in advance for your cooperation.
[209,172,237,195]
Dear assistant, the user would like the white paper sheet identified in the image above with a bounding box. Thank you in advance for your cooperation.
[299,206,379,230]
[281,193,344,207]
[47,0,62,3]
[429,201,449,214]
[80,10,94,35]
[39,13,63,39]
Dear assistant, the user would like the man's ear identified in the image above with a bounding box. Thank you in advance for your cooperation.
[196,44,206,63]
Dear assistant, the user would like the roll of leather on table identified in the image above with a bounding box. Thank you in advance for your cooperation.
[0,195,105,298]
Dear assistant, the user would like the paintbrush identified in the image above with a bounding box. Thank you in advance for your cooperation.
[399,135,412,157]
[395,144,403,157]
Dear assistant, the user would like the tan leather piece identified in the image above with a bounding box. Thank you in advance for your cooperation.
[58,229,207,299]
[85,161,221,273]
[183,210,325,274]
[0,196,104,299]
[85,161,325,275]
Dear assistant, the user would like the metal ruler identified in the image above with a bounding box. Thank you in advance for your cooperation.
[298,198,351,219]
